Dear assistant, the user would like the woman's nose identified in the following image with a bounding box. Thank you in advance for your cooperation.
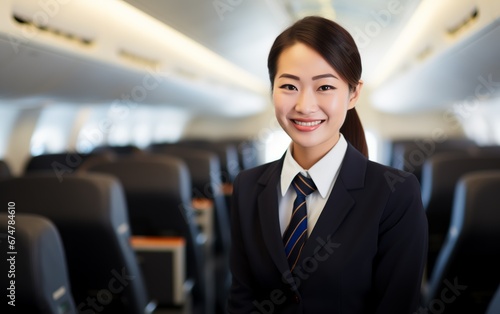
[295,89,318,114]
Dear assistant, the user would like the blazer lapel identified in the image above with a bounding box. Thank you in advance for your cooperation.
[255,144,368,287]
[306,179,354,245]
[256,158,292,280]
[300,144,367,261]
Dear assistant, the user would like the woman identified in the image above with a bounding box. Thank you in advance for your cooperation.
[228,16,428,313]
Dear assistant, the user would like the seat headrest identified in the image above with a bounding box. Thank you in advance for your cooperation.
[421,154,500,210]
[24,152,116,176]
[0,173,129,233]
[151,146,222,196]
[451,170,500,239]
[0,213,76,313]
[86,155,191,202]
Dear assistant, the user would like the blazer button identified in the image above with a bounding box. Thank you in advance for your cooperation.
[293,294,300,303]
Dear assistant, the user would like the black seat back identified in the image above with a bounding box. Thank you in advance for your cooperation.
[420,153,500,274]
[0,213,76,314]
[24,152,115,177]
[390,138,476,181]
[174,140,241,184]
[0,174,150,314]
[85,156,205,308]
[222,139,261,170]
[149,146,230,253]
[424,170,500,313]
[150,146,231,311]
[0,160,11,179]
[91,145,143,156]
[486,284,500,314]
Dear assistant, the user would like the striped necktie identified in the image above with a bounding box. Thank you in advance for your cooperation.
[283,173,317,271]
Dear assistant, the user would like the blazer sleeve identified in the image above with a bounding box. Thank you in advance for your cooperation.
[372,173,428,314]
[227,174,257,313]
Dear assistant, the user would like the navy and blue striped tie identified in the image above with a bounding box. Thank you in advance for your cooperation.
[283,173,317,271]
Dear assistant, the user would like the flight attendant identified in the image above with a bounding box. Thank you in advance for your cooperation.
[228,16,428,313]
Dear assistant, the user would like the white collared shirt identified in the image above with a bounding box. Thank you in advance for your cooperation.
[278,134,348,236]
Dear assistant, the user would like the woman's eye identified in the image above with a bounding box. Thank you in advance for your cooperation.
[318,85,335,91]
[279,84,297,91]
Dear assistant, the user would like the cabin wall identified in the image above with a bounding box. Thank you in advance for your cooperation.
[3,107,43,176]
[183,103,278,141]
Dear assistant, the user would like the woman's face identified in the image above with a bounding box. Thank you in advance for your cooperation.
[273,42,362,157]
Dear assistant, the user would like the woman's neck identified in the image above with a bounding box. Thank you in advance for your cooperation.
[292,134,340,169]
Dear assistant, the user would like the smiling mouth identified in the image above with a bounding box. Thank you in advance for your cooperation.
[293,120,324,127]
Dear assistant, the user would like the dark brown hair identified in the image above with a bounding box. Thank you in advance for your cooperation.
[268,16,368,158]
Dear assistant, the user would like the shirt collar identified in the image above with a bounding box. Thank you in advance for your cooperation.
[280,134,348,198]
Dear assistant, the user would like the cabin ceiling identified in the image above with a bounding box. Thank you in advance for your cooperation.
[0,0,423,116]
[121,0,422,85]
[9,0,498,116]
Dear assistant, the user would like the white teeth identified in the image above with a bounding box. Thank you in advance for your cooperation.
[294,120,322,127]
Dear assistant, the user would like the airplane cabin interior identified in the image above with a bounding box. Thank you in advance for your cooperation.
[0,0,499,313]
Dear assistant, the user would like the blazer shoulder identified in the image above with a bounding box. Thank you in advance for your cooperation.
[365,159,421,194]
[331,143,418,193]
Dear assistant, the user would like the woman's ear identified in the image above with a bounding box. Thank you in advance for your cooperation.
[348,80,364,109]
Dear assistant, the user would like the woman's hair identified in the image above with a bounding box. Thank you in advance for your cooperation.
[268,16,368,158]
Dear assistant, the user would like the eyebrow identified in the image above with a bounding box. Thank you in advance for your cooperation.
[312,73,338,80]
[278,73,338,81]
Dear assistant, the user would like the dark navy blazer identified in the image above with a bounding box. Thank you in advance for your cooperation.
[228,143,428,314]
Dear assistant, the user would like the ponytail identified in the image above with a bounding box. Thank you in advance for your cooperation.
[341,108,368,158]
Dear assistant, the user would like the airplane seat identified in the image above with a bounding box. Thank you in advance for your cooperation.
[149,145,231,312]
[389,138,477,182]
[91,144,144,156]
[177,139,241,184]
[486,284,500,314]
[0,173,153,314]
[470,144,500,156]
[0,160,12,179]
[75,153,117,172]
[23,151,116,175]
[84,155,208,313]
[0,213,77,314]
[222,139,262,170]
[385,139,413,167]
[423,170,500,314]
[420,153,500,279]
[148,145,230,251]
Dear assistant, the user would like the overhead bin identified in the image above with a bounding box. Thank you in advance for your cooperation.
[371,0,500,113]
[0,0,269,117]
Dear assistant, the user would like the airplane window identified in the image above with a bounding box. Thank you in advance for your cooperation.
[75,106,109,153]
[461,107,494,146]
[30,105,79,156]
[106,106,190,148]
[76,105,190,152]
[485,102,500,145]
[455,98,500,146]
[263,129,291,163]
[131,124,152,149]
[77,125,107,153]
[150,107,190,143]
[365,129,380,163]
[108,123,132,147]
[153,123,186,143]
[492,119,500,145]
[30,128,66,156]
[465,115,494,145]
